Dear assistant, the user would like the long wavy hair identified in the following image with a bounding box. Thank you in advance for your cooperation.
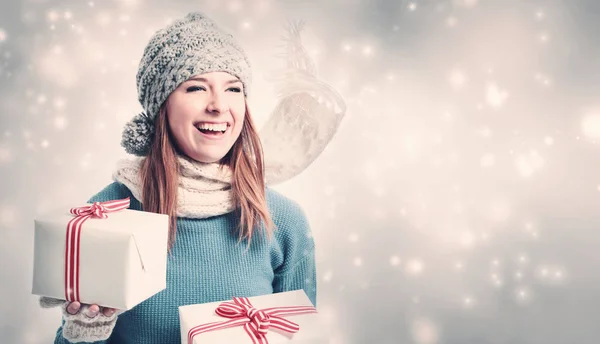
[139,102,275,250]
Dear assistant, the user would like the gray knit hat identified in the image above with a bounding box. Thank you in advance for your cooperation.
[121,12,252,156]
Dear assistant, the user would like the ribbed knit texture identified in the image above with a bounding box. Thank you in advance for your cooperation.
[52,182,316,344]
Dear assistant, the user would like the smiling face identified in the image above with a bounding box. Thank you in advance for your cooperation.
[165,71,246,163]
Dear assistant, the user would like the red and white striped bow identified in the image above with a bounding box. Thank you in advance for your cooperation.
[188,296,317,344]
[64,198,130,302]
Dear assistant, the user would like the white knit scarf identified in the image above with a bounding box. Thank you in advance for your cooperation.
[112,155,235,218]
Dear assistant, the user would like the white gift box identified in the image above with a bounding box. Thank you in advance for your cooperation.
[32,201,169,310]
[179,290,329,344]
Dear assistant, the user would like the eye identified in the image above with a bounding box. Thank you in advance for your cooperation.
[186,86,206,92]
[227,87,242,93]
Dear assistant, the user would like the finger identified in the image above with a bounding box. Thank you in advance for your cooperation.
[85,304,100,318]
[102,307,116,317]
[66,302,81,315]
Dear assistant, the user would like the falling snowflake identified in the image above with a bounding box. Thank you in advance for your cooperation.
[448,69,467,89]
[490,273,503,287]
[406,258,424,275]
[463,296,475,308]
[446,16,458,27]
[0,145,12,163]
[240,21,252,30]
[54,116,68,129]
[515,150,544,178]
[454,0,479,8]
[515,286,532,304]
[486,82,509,108]
[97,11,112,26]
[411,317,440,344]
[47,10,60,22]
[228,0,244,12]
[480,153,496,167]
[581,113,600,140]
[0,204,18,226]
[535,11,545,20]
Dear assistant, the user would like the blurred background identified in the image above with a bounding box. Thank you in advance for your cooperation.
[2,0,600,343]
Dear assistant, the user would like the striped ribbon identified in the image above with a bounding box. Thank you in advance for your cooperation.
[188,296,317,344]
[64,197,130,302]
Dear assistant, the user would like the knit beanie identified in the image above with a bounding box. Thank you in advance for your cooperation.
[121,11,252,156]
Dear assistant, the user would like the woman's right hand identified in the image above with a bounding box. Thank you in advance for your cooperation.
[65,301,117,318]
[40,296,121,342]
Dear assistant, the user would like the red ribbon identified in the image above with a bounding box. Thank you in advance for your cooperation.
[64,198,130,302]
[188,296,317,344]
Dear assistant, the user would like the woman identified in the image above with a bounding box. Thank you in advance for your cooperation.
[39,11,345,343]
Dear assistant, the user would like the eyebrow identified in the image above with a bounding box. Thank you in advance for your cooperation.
[188,77,242,85]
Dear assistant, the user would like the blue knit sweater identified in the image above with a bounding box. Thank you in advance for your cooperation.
[53,182,317,344]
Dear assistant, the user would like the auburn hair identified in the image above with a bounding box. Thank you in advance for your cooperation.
[140,102,275,250]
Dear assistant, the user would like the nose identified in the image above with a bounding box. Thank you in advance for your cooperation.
[206,92,228,114]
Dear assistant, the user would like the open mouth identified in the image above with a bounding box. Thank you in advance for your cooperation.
[195,123,229,138]
[197,128,226,136]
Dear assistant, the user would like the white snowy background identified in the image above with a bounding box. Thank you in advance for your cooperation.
[2,0,600,343]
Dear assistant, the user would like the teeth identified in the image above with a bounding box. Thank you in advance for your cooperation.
[197,123,227,132]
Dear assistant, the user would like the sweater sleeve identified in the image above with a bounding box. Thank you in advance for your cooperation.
[87,182,139,208]
[269,190,318,307]
[272,247,317,307]
[51,182,135,343]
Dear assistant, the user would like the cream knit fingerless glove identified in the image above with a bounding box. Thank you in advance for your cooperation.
[39,296,120,343]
